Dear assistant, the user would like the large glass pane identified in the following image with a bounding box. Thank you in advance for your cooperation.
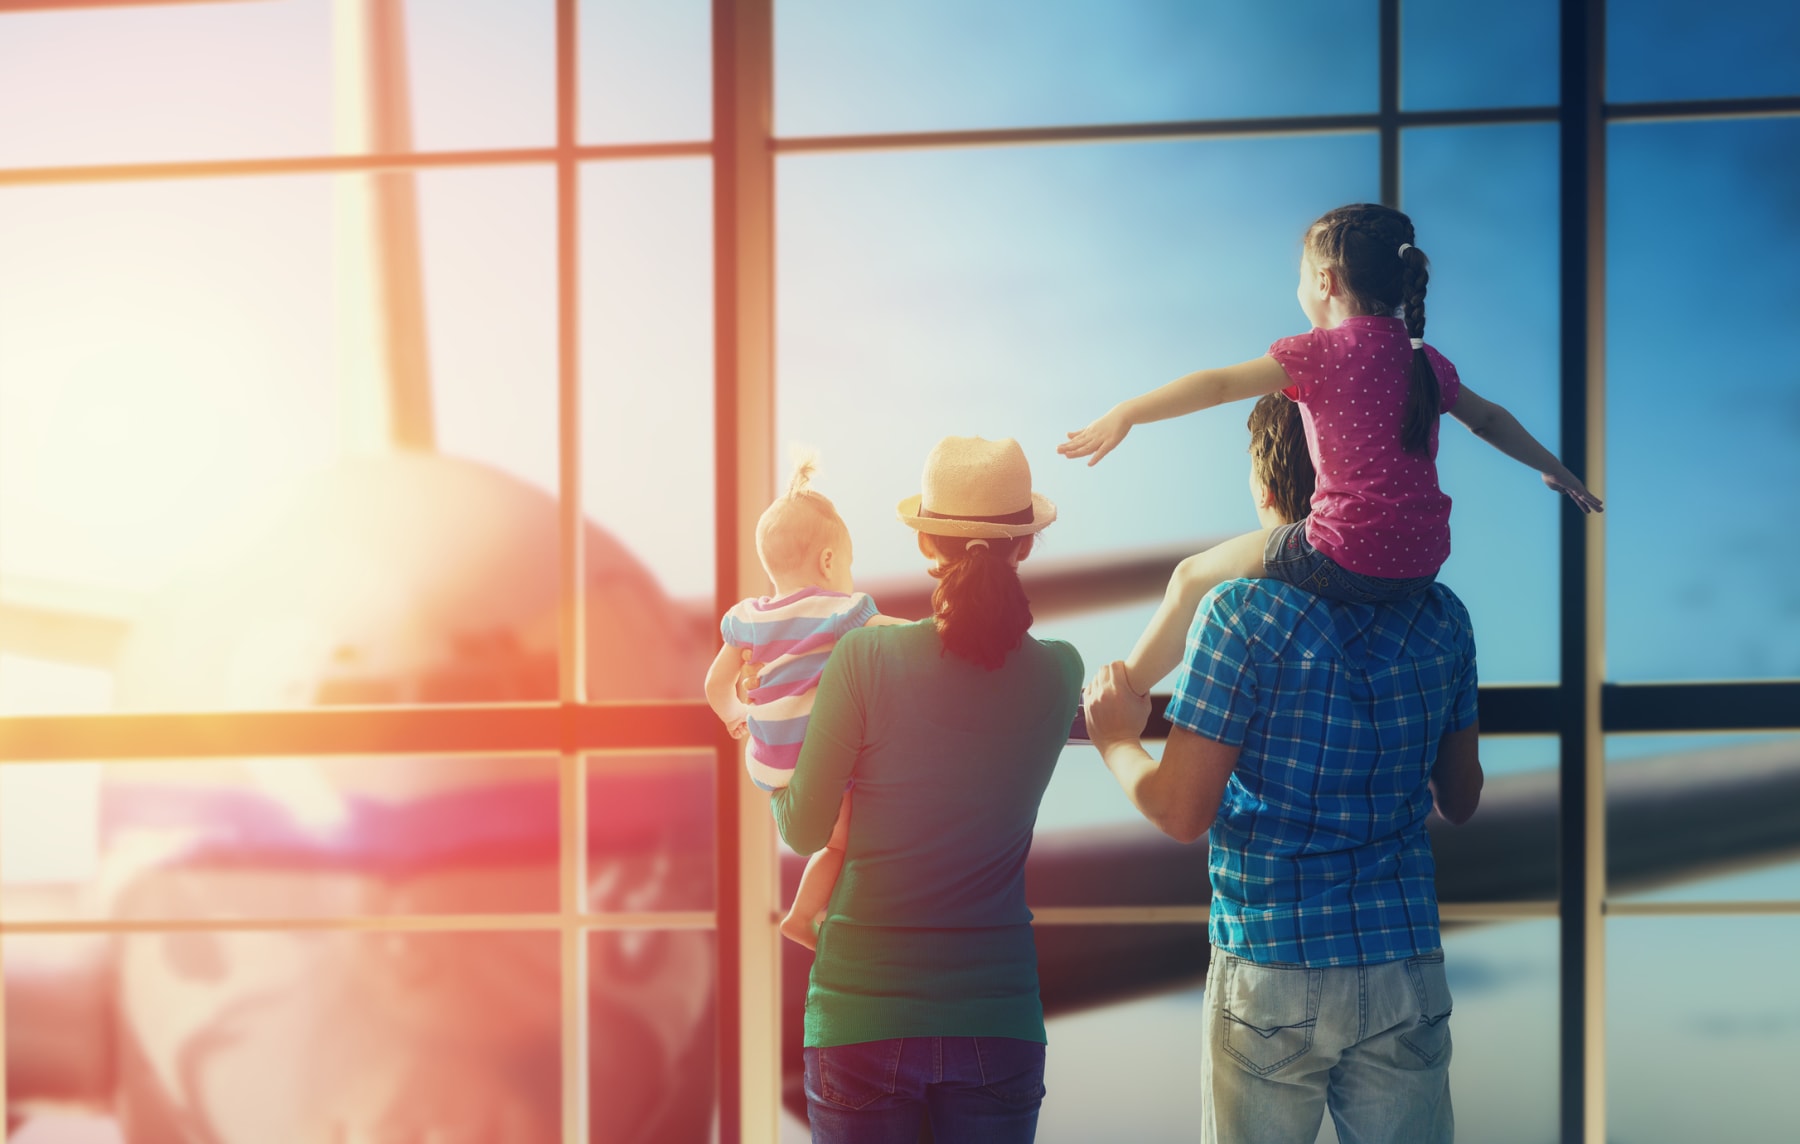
[1402,124,1561,683]
[5,929,562,1141]
[580,0,711,144]
[579,158,715,702]
[587,751,716,913]
[775,1,1379,137]
[0,756,561,922]
[1040,974,1207,1141]
[1609,0,1800,104]
[1434,920,1559,1144]
[1607,733,1800,902]
[0,0,552,169]
[1402,0,1558,112]
[404,0,555,153]
[1608,917,1799,1144]
[0,168,565,714]
[0,0,332,167]
[589,929,719,1143]
[1607,119,1800,681]
[1434,737,1559,906]
[778,135,1377,732]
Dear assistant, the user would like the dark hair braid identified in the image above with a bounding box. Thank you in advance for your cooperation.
[927,536,1033,670]
[1304,202,1442,455]
[1397,243,1439,453]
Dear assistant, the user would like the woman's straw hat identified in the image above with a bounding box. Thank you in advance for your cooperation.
[896,436,1057,538]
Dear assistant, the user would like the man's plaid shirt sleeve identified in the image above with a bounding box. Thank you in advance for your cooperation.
[1163,583,1257,746]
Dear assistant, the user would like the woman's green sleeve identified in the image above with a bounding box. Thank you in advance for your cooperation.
[769,631,867,854]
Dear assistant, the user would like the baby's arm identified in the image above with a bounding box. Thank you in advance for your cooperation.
[1059,355,1292,466]
[1449,384,1604,513]
[704,643,750,739]
[862,613,912,628]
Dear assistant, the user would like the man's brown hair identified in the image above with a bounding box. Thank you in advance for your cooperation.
[1247,394,1315,525]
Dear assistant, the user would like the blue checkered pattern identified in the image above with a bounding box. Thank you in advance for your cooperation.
[1165,579,1478,967]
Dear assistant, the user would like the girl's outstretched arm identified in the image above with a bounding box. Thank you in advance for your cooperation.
[1448,384,1605,513]
[1059,355,1292,466]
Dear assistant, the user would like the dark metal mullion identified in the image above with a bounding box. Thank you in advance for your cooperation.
[711,1,746,1137]
[1602,682,1800,733]
[1607,93,1800,122]
[1379,0,1399,206]
[553,4,591,1142]
[1559,0,1607,1140]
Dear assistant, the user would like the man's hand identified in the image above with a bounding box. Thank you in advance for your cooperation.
[1543,470,1605,514]
[1083,660,1151,751]
[1058,406,1132,466]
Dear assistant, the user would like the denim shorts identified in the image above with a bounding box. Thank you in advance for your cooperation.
[1263,521,1436,605]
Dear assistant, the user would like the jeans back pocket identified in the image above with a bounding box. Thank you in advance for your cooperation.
[1218,957,1323,1076]
[1400,951,1455,1067]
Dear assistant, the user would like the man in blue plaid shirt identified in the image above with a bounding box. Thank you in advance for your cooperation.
[1085,396,1485,1144]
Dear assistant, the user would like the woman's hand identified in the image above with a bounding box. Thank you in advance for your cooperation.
[737,650,764,699]
[1057,406,1132,466]
[1082,661,1151,751]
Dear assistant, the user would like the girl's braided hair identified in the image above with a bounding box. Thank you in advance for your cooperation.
[1305,203,1440,454]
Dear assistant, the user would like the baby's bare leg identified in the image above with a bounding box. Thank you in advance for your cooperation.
[779,790,852,951]
[1123,529,1272,694]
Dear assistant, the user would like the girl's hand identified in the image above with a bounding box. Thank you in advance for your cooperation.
[1543,471,1605,514]
[1058,407,1132,466]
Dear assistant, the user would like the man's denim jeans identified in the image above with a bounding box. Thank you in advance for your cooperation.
[802,1035,1045,1143]
[1202,949,1455,1144]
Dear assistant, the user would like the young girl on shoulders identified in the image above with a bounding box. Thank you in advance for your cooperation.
[1059,202,1601,695]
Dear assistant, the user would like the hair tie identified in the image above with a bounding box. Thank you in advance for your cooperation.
[1398,243,1414,258]
[1409,338,1425,350]
[964,538,990,551]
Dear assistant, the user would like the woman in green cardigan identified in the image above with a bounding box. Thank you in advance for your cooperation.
[771,436,1084,1143]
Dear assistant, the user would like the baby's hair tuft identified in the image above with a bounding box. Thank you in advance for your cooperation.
[785,446,820,499]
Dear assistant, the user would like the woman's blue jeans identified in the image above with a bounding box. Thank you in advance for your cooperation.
[802,1036,1046,1144]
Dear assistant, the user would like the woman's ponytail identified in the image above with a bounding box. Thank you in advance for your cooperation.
[928,537,1033,670]
[1398,243,1440,454]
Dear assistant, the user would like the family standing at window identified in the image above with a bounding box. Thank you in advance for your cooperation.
[706,203,1600,1143]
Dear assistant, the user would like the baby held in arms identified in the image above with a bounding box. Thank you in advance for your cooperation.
[704,453,907,949]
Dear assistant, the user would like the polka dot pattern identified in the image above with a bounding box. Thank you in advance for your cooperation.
[1269,315,1460,579]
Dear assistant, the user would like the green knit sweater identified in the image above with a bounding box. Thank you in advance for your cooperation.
[770,620,1083,1048]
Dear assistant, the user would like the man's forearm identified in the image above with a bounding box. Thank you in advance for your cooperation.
[1098,737,1204,844]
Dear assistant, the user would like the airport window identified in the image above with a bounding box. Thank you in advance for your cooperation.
[1,3,1797,1143]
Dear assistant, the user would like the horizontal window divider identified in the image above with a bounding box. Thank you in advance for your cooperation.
[773,107,1571,157]
[1475,684,1560,734]
[1604,900,1800,917]
[1030,906,1209,925]
[0,140,710,188]
[0,702,719,762]
[0,910,717,936]
[1029,903,1558,926]
[1607,94,1800,123]
[1602,680,1800,732]
[1439,901,1559,921]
